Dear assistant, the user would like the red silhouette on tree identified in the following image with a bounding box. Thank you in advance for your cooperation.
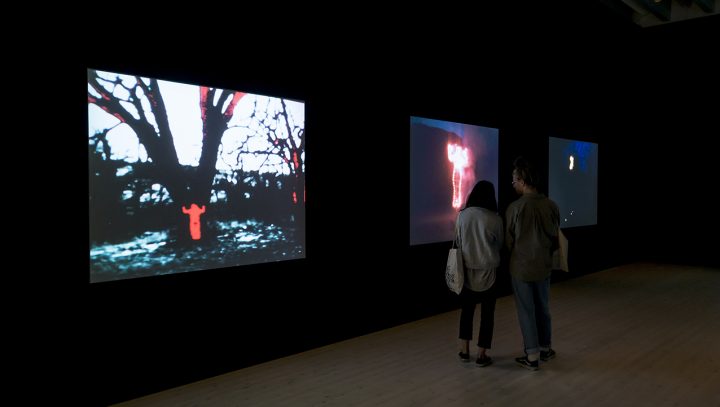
[88,69,306,244]
[182,204,206,240]
[88,70,250,240]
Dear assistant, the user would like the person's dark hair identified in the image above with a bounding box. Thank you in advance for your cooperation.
[513,156,539,187]
[464,180,498,212]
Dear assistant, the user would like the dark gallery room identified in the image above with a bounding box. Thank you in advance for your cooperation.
[73,2,720,405]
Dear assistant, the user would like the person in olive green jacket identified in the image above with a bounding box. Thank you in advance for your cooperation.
[506,157,559,371]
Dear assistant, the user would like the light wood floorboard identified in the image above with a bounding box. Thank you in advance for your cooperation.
[114,263,720,407]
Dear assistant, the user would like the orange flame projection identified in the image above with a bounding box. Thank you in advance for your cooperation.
[447,143,469,209]
[181,203,206,240]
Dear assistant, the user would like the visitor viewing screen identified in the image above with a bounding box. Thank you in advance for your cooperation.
[88,68,305,283]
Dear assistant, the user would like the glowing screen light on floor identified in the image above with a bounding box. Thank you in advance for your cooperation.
[410,116,499,246]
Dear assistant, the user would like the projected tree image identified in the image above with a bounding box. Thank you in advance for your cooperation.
[88,69,305,283]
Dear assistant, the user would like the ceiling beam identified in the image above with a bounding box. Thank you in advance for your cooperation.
[639,0,672,20]
[605,0,719,27]
[694,0,715,12]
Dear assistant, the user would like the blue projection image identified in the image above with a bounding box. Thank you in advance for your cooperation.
[410,116,499,245]
[548,137,598,228]
[88,69,305,283]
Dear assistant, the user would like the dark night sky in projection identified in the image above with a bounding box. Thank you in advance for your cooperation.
[548,137,598,228]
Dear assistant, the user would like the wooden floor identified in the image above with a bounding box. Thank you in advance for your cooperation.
[115,263,720,407]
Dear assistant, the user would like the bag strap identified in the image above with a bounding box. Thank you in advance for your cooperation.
[453,215,461,249]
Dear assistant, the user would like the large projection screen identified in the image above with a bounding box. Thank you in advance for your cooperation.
[410,116,499,245]
[88,69,305,283]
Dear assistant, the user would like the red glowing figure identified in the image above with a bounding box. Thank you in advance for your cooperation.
[181,203,206,240]
[447,143,469,209]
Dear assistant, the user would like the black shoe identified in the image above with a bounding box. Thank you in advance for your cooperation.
[540,349,556,361]
[476,355,493,367]
[458,351,470,362]
[515,356,539,371]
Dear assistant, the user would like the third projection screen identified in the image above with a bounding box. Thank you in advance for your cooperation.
[548,137,598,228]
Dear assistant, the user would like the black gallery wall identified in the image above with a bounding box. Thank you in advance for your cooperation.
[78,11,719,406]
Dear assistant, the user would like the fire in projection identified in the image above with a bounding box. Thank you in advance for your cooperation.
[410,116,499,246]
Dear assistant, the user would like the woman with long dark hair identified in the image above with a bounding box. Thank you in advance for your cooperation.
[455,180,503,367]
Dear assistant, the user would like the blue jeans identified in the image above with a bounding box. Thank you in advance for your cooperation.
[511,276,551,355]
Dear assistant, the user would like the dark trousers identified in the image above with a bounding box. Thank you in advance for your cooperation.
[458,284,497,349]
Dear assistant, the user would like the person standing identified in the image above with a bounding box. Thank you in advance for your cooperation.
[506,157,560,371]
[455,180,504,367]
